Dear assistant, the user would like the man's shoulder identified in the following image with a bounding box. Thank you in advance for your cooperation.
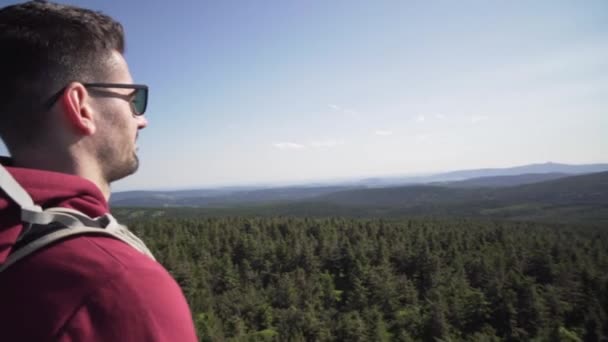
[50,235,197,341]
[28,232,163,278]
[0,233,171,307]
[0,234,196,341]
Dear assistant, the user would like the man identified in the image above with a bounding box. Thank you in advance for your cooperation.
[0,1,197,341]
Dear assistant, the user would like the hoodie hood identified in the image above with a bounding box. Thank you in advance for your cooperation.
[0,159,108,264]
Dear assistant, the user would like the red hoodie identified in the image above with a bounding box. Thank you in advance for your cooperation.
[0,162,197,341]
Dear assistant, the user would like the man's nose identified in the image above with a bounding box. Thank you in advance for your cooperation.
[136,115,148,129]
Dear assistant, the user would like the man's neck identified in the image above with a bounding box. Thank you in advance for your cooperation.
[11,153,111,200]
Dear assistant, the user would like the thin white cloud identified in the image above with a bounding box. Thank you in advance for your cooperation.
[415,134,430,144]
[274,140,345,150]
[309,140,344,148]
[416,115,426,123]
[273,142,306,150]
[375,130,393,136]
[435,114,446,120]
[470,115,489,124]
[328,104,359,117]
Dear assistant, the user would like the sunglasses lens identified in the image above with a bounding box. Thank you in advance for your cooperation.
[132,88,147,115]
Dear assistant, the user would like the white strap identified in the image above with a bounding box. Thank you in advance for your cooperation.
[0,165,104,227]
[0,164,156,274]
[104,214,156,259]
[0,224,156,273]
[44,207,106,227]
[0,227,111,273]
[21,208,84,227]
[20,207,155,260]
[0,164,42,214]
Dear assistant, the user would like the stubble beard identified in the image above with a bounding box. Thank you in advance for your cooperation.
[99,144,140,183]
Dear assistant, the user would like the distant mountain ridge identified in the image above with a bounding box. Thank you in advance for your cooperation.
[114,171,608,225]
[318,171,608,208]
[435,173,571,188]
[111,162,608,208]
[356,162,608,186]
[300,171,608,223]
[432,162,608,180]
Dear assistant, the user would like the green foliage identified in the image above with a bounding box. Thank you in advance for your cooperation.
[113,171,608,225]
[126,215,608,341]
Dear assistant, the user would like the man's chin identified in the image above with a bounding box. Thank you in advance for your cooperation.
[125,154,140,176]
[131,154,140,173]
[107,155,140,183]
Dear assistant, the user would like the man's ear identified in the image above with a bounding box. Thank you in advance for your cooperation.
[60,82,96,136]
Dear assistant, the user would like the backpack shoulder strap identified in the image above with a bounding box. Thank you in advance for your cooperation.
[0,164,155,274]
[0,211,156,274]
[0,225,119,273]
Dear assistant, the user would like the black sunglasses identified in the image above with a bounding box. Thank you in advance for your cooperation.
[83,83,149,116]
[46,83,149,116]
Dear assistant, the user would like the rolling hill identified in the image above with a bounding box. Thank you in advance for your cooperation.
[111,162,608,208]
[434,172,570,188]
[114,171,608,225]
[319,171,608,207]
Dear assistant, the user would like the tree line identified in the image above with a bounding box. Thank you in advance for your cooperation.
[127,216,608,341]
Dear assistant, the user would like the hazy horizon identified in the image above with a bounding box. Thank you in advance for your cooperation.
[1,0,606,191]
[110,160,608,192]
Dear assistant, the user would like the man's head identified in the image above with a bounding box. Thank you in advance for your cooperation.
[0,0,147,186]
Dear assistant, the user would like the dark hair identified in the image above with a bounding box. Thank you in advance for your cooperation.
[0,0,125,152]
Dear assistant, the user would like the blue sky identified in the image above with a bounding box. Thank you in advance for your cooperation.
[1,0,607,190]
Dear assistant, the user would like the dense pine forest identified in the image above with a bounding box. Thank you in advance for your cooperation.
[123,214,608,341]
